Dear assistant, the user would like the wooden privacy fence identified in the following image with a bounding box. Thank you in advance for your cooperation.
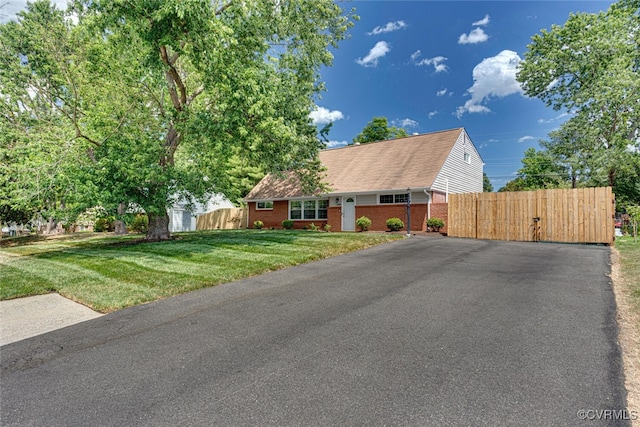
[196,207,247,230]
[448,187,615,244]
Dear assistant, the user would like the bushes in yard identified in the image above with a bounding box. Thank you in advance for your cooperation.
[356,216,371,232]
[386,217,404,231]
[127,214,148,234]
[94,216,115,232]
[282,219,294,229]
[253,220,264,229]
[426,217,445,232]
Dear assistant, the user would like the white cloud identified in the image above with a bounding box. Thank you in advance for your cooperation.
[472,14,490,26]
[437,88,448,97]
[0,0,68,23]
[538,112,571,124]
[393,118,419,128]
[518,135,536,143]
[410,50,421,62]
[428,111,438,119]
[326,140,348,148]
[455,50,524,118]
[415,55,448,73]
[458,28,489,44]
[368,20,407,36]
[310,107,344,125]
[356,41,390,67]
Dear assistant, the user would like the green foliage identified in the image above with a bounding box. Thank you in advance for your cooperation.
[128,214,149,234]
[355,216,371,232]
[0,0,357,240]
[282,219,294,230]
[94,216,115,232]
[323,224,331,232]
[386,217,404,232]
[353,117,409,144]
[483,172,494,192]
[308,223,319,231]
[426,217,445,232]
[0,205,35,226]
[253,220,264,230]
[627,206,640,240]
[516,0,640,203]
[500,148,569,192]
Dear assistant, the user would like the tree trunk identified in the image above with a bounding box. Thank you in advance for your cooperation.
[44,217,57,234]
[146,211,171,240]
[114,202,128,235]
[608,168,616,188]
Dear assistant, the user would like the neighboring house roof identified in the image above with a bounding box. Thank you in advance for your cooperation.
[245,128,469,200]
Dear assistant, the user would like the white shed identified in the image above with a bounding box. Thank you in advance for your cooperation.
[167,193,235,232]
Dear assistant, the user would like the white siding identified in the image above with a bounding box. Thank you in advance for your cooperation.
[432,130,483,194]
[356,194,377,205]
[167,193,234,232]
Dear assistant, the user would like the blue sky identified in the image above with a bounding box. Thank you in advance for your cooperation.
[2,0,617,190]
[311,0,617,189]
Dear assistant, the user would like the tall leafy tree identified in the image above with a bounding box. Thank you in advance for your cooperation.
[353,116,408,144]
[1,0,355,240]
[499,148,569,192]
[517,0,640,198]
[482,172,493,192]
[0,2,91,233]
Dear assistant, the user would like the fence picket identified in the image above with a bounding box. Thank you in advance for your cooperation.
[448,187,614,244]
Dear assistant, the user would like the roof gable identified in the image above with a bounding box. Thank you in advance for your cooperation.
[245,128,464,200]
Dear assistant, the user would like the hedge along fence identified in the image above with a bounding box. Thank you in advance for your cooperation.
[448,187,615,244]
[196,208,247,230]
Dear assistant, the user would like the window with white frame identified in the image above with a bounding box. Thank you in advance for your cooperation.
[464,152,471,164]
[256,201,274,210]
[380,193,409,204]
[290,199,328,220]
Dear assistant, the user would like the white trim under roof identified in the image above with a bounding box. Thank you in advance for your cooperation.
[245,187,432,202]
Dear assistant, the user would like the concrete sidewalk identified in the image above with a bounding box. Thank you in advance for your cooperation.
[0,293,103,346]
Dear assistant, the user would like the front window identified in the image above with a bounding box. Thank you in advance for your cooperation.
[256,201,274,210]
[290,201,302,219]
[380,193,409,204]
[394,193,408,203]
[290,199,328,220]
[379,194,394,204]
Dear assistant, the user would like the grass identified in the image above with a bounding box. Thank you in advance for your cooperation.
[0,230,402,312]
[612,236,640,424]
[616,236,640,311]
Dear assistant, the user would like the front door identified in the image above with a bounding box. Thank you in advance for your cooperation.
[342,197,355,231]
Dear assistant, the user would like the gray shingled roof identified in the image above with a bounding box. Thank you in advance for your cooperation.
[245,128,463,200]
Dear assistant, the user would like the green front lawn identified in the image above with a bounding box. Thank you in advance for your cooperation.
[616,236,640,311]
[0,230,402,312]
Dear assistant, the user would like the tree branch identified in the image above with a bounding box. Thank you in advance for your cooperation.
[187,86,205,105]
[160,45,187,110]
[215,1,233,16]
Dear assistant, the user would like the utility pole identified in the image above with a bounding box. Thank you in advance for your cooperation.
[406,188,411,237]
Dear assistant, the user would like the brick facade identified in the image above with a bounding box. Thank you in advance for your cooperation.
[429,203,448,234]
[354,204,428,232]
[249,198,448,233]
[248,200,328,230]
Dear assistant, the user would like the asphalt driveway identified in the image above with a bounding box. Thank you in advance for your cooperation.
[0,237,626,426]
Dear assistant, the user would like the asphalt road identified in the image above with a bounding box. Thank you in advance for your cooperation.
[0,237,627,426]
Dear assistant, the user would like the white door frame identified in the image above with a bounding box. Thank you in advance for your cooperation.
[341,197,355,231]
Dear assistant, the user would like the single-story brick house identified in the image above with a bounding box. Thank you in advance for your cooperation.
[244,127,483,232]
